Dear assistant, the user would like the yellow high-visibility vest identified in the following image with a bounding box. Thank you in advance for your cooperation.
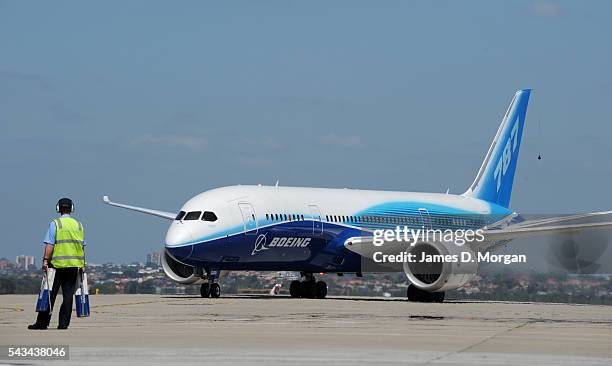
[50,217,85,268]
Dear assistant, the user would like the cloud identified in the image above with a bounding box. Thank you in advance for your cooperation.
[236,155,273,167]
[318,133,365,149]
[529,2,561,17]
[129,135,208,150]
[0,70,54,91]
[236,136,284,151]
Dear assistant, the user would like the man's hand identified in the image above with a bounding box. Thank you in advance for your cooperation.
[42,244,54,272]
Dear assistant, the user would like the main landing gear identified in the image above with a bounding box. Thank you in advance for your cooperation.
[289,272,327,299]
[200,271,221,298]
[200,282,221,298]
[406,284,444,303]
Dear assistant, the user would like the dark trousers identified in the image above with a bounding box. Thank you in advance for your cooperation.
[35,267,79,328]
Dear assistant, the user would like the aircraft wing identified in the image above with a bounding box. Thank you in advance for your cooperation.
[483,212,612,242]
[343,211,612,256]
[102,195,176,220]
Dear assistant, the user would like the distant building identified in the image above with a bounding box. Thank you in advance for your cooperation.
[0,257,11,270]
[15,255,35,270]
[146,251,162,266]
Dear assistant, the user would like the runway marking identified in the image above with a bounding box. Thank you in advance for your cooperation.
[91,300,164,308]
[418,321,531,365]
[88,297,237,312]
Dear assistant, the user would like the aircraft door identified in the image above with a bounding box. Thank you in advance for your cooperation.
[238,202,258,235]
[418,208,432,230]
[308,204,323,235]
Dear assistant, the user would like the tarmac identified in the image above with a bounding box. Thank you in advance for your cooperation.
[1,294,611,365]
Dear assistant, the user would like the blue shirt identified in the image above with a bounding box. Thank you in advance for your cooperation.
[43,214,86,246]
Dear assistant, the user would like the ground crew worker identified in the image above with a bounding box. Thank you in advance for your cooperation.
[28,198,86,330]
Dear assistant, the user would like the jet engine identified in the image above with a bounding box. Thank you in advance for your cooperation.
[161,250,204,284]
[402,241,478,292]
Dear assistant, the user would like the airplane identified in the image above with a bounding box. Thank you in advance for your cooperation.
[103,89,612,302]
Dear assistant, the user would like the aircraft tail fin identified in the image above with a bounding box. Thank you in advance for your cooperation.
[463,89,531,208]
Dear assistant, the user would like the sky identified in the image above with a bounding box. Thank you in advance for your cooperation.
[1,1,611,263]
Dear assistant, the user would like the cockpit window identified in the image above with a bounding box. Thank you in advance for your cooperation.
[184,211,202,220]
[175,211,186,221]
[202,211,218,222]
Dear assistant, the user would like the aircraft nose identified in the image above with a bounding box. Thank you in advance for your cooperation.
[165,224,194,247]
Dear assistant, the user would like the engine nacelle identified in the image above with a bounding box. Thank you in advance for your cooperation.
[402,241,478,292]
[161,250,204,284]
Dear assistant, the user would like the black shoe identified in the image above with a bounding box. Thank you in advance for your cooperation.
[57,325,68,330]
[28,323,47,330]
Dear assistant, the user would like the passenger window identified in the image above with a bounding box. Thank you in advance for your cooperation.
[201,211,217,221]
[175,211,186,221]
[184,211,201,220]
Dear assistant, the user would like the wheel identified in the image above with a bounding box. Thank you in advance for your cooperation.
[406,285,444,303]
[406,284,420,302]
[209,283,221,298]
[315,281,327,299]
[289,280,301,298]
[406,284,437,302]
[300,281,317,299]
[200,283,210,298]
[433,291,445,303]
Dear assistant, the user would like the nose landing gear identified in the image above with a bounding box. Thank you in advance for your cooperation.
[200,270,221,298]
[289,272,327,299]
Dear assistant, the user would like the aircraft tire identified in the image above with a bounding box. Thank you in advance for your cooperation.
[300,281,317,299]
[406,284,420,302]
[407,284,442,302]
[289,280,301,298]
[200,283,211,298]
[209,283,221,298]
[433,291,445,303]
[315,281,327,299]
